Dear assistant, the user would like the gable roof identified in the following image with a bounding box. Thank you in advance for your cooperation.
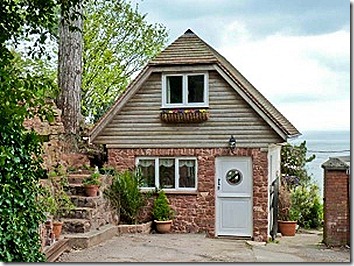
[90,29,300,142]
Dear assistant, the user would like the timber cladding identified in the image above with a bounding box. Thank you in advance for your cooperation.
[95,71,283,149]
[107,147,269,241]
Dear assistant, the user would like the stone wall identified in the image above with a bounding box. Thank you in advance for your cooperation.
[107,147,269,241]
[322,157,350,247]
[23,100,91,171]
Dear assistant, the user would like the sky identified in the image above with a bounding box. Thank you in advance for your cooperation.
[131,0,350,133]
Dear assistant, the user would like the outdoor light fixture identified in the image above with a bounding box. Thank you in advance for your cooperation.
[229,135,236,150]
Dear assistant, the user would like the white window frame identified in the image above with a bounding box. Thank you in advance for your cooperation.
[136,157,198,191]
[161,72,209,108]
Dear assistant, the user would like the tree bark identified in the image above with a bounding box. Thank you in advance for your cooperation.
[57,1,83,134]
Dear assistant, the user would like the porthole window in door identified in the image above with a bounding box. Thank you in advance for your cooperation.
[226,169,243,185]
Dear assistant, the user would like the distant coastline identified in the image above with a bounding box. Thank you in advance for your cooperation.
[289,130,350,198]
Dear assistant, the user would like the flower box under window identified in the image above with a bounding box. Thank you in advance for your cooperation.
[160,109,209,123]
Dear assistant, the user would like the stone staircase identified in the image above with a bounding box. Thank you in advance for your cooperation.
[61,173,118,249]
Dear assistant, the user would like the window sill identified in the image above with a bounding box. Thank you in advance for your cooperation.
[140,189,198,196]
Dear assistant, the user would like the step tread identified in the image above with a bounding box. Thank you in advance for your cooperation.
[44,239,69,262]
[63,224,117,249]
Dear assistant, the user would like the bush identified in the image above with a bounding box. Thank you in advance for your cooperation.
[290,183,323,229]
[104,169,144,224]
[152,191,174,221]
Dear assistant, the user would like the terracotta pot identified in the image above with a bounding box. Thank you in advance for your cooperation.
[278,220,297,236]
[154,220,172,233]
[84,184,99,197]
[52,221,63,240]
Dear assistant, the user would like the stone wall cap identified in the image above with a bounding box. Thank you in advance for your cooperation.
[321,157,350,170]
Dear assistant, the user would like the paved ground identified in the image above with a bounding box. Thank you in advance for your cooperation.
[58,230,350,263]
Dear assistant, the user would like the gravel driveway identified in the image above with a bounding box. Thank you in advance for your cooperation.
[58,230,350,262]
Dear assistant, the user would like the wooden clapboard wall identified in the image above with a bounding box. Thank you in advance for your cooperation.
[94,70,283,149]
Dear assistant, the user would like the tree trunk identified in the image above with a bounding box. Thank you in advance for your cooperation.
[57,1,83,134]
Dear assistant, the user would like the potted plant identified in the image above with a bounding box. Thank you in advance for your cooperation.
[44,176,75,240]
[277,184,299,236]
[152,190,174,233]
[82,172,101,197]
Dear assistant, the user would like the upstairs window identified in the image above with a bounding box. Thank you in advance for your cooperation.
[162,73,208,108]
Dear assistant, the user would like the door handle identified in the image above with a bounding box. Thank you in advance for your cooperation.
[217,179,221,190]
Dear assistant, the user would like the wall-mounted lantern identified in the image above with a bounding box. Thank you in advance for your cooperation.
[229,135,236,151]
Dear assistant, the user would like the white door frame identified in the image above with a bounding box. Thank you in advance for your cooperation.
[215,156,253,237]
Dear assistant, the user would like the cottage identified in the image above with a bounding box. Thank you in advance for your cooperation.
[90,29,300,241]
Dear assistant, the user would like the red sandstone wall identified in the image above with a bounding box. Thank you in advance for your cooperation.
[107,147,269,241]
[323,170,350,247]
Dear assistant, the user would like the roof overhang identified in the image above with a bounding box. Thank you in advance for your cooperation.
[213,64,289,141]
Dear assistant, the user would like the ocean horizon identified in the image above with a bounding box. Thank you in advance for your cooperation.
[289,130,350,199]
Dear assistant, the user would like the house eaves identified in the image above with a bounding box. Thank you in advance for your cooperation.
[90,29,301,142]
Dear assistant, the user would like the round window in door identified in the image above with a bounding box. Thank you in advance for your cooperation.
[226,169,243,185]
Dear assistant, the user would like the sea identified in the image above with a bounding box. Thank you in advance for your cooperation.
[289,130,350,199]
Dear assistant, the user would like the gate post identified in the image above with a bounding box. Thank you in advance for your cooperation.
[322,157,350,247]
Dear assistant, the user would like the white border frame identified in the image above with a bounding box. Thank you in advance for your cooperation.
[161,72,209,108]
[136,157,198,192]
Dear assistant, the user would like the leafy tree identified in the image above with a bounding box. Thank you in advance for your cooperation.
[82,0,168,122]
[281,141,315,187]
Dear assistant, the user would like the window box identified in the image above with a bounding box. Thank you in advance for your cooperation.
[160,109,209,123]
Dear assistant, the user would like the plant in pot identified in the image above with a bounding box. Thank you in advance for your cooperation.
[277,184,300,236]
[46,176,75,240]
[152,190,174,233]
[83,172,101,197]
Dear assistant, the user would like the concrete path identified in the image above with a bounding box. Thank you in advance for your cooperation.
[58,230,350,263]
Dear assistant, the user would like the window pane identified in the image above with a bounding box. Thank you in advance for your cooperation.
[188,75,204,103]
[179,160,196,188]
[159,159,175,189]
[138,160,155,187]
[167,76,183,104]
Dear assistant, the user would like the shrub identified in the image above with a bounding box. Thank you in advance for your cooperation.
[104,169,144,224]
[152,190,174,221]
[290,183,323,229]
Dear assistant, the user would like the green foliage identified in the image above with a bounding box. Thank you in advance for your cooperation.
[280,141,323,229]
[152,191,174,221]
[83,172,101,186]
[281,141,315,187]
[104,169,144,224]
[50,176,75,220]
[82,0,168,122]
[0,0,80,261]
[0,53,55,262]
[290,184,323,229]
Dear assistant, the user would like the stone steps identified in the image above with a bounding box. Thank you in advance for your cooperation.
[58,173,117,250]
[70,195,105,208]
[64,224,118,249]
[62,218,92,234]
[67,207,95,220]
[67,174,89,184]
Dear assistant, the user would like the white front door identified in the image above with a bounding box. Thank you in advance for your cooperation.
[215,157,253,236]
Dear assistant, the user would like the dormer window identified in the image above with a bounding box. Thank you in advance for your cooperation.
[162,72,209,108]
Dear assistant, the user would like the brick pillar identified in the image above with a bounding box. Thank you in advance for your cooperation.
[322,158,350,247]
